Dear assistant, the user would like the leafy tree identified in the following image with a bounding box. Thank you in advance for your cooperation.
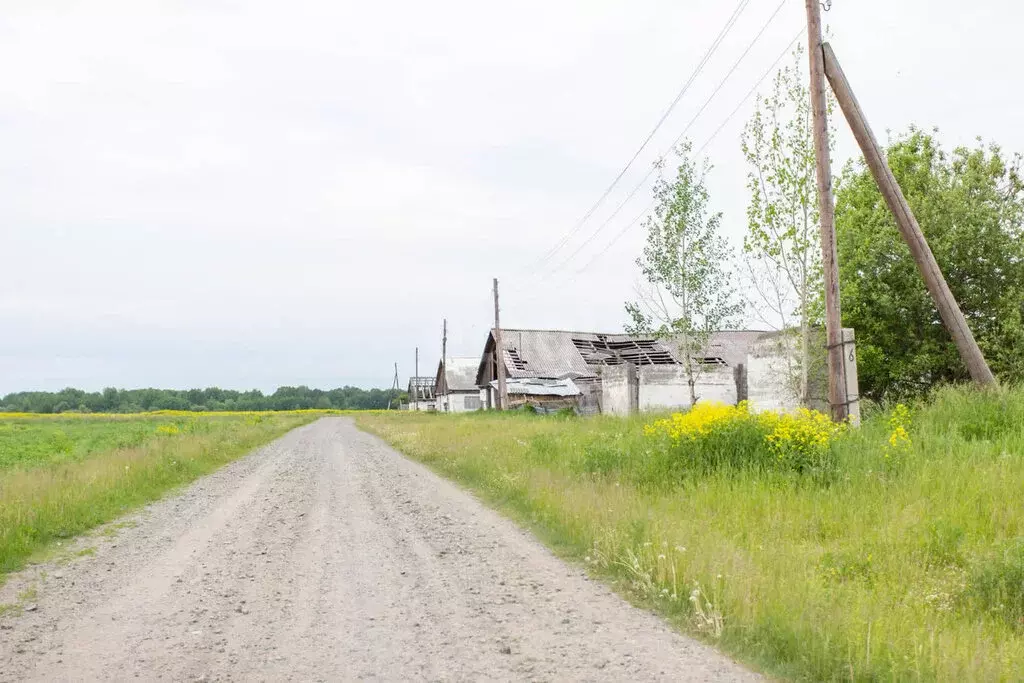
[626,142,742,406]
[835,128,1024,399]
[740,44,835,405]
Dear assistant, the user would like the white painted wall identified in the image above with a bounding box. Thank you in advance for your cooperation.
[745,329,861,420]
[638,365,736,412]
[746,335,802,414]
[601,365,635,416]
[437,391,483,412]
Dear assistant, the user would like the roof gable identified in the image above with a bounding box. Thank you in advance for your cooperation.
[434,357,480,393]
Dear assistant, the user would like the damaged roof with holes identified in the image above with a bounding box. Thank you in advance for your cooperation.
[474,328,771,385]
[407,376,436,399]
[434,357,481,394]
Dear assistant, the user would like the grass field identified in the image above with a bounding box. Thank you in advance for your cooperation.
[0,411,322,577]
[358,387,1024,681]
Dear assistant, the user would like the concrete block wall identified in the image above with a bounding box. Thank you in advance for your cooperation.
[601,365,637,416]
[745,328,860,418]
[746,334,801,414]
[576,379,604,415]
[637,365,736,412]
[593,327,861,417]
[437,391,484,412]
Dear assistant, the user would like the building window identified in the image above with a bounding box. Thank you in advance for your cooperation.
[464,395,481,410]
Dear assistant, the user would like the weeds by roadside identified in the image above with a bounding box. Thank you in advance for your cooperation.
[358,385,1024,681]
[0,412,319,578]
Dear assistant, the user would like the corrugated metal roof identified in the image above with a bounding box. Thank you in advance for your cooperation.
[476,328,772,385]
[489,377,580,397]
[440,357,480,392]
[501,330,595,379]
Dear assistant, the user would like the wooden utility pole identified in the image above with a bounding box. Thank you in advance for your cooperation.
[441,318,448,412]
[493,278,508,410]
[387,362,400,410]
[414,346,419,410]
[821,43,997,386]
[805,0,847,422]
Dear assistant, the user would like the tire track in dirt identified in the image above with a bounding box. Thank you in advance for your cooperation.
[0,418,758,681]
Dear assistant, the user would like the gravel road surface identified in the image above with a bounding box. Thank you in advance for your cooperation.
[0,418,757,682]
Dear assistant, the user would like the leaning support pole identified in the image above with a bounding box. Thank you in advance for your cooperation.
[822,42,997,387]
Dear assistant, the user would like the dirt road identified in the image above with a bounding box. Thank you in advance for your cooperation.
[0,418,757,681]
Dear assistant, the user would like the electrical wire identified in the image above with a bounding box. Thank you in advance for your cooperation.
[692,27,802,159]
[527,0,752,272]
[544,0,790,277]
[573,28,804,276]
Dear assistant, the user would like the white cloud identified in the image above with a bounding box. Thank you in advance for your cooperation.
[2,0,1022,391]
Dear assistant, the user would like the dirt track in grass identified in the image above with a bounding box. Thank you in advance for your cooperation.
[0,418,756,681]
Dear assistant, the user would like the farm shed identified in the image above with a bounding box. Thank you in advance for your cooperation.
[434,357,485,412]
[406,376,436,411]
[473,328,769,413]
[472,327,855,416]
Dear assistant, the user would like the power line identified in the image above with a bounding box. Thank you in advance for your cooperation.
[528,0,752,272]
[574,28,803,276]
[574,198,655,275]
[545,0,790,277]
[693,28,802,158]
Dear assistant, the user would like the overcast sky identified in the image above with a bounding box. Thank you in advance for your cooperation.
[2,0,1021,393]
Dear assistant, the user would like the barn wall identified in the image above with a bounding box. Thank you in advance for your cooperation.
[744,329,860,417]
[436,390,484,412]
[638,365,736,412]
[601,365,636,416]
[746,335,801,413]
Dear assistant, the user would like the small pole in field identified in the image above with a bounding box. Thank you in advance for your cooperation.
[414,346,419,411]
[821,43,997,387]
[805,0,848,422]
[387,362,400,410]
[442,318,448,412]
[493,278,508,410]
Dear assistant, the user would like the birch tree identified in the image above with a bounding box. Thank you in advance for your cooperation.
[626,142,742,407]
[740,44,834,405]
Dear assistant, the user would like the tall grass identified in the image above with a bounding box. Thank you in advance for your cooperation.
[0,413,317,577]
[358,386,1024,681]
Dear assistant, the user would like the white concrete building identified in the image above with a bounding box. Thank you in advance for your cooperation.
[472,327,858,417]
[434,357,485,412]
[405,375,435,411]
[474,329,762,414]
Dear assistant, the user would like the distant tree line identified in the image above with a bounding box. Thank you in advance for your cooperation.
[0,386,406,413]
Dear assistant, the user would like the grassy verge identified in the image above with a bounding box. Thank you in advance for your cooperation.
[357,387,1024,681]
[0,412,320,577]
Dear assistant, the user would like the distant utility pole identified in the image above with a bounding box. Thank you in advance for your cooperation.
[441,318,448,412]
[493,278,508,410]
[805,0,847,422]
[414,346,419,411]
[387,362,400,410]
[821,43,997,387]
